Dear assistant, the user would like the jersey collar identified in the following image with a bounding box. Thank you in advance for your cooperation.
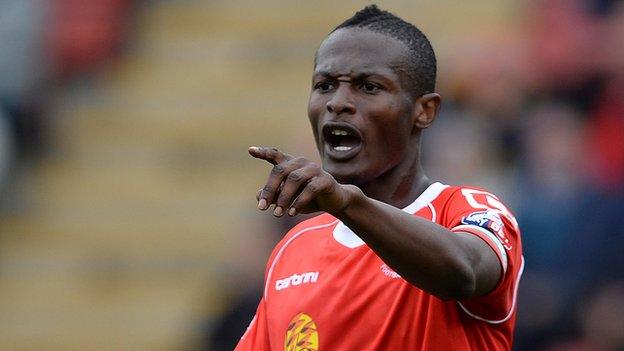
[333,182,448,248]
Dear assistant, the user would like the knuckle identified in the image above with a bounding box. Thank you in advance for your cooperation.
[322,183,336,194]
[287,171,302,182]
[307,183,319,193]
[262,185,274,194]
[310,165,322,174]
[271,165,285,175]
[294,157,308,165]
[317,178,333,192]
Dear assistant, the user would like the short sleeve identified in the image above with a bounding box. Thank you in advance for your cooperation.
[442,187,524,324]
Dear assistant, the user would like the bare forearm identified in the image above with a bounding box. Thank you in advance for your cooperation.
[335,186,477,300]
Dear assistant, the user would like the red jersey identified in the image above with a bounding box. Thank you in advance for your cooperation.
[235,182,524,351]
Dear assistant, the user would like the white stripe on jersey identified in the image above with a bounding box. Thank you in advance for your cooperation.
[457,256,525,324]
[264,220,339,299]
[452,224,508,273]
[333,182,448,249]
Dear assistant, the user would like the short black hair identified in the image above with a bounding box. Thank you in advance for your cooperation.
[331,5,437,97]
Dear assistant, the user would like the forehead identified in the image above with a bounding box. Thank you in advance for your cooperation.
[314,28,408,77]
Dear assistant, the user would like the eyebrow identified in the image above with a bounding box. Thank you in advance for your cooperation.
[314,70,390,82]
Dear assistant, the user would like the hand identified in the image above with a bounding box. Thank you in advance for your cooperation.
[248,146,358,217]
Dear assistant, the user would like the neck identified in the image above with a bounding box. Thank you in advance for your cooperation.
[359,145,432,209]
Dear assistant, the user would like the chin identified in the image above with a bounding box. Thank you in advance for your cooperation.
[323,161,369,185]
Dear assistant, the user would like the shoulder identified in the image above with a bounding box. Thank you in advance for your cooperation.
[281,212,339,241]
[433,183,520,252]
[262,213,338,296]
[434,184,504,204]
[265,213,338,270]
[434,184,517,222]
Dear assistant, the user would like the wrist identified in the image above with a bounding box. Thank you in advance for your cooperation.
[334,184,365,220]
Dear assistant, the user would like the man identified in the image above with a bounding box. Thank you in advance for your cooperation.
[236,5,523,350]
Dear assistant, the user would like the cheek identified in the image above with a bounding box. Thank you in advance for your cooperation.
[369,101,410,136]
[365,103,412,157]
[307,95,324,135]
[308,93,325,114]
[308,94,326,117]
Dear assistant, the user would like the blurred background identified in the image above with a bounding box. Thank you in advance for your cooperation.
[0,0,622,350]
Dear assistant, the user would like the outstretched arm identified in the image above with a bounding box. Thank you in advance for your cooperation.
[249,146,501,300]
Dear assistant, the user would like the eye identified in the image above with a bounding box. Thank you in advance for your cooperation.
[361,82,381,93]
[314,82,334,93]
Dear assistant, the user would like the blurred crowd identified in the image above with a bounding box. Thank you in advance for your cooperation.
[1,0,623,350]
[0,0,133,212]
[425,1,624,349]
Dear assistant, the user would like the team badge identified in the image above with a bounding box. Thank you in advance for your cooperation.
[284,312,319,351]
[461,210,504,237]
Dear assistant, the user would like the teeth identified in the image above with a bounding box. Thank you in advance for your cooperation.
[331,129,349,136]
[334,146,352,152]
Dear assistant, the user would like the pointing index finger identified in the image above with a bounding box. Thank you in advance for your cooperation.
[248,146,293,165]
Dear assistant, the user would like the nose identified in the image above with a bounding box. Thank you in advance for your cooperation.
[326,85,356,115]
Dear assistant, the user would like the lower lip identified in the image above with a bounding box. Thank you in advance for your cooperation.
[323,142,362,161]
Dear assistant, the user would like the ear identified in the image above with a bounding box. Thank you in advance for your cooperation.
[412,93,441,130]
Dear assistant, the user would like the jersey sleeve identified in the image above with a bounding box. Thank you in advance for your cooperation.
[442,187,524,324]
[234,297,271,351]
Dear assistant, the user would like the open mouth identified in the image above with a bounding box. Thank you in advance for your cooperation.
[321,122,363,160]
